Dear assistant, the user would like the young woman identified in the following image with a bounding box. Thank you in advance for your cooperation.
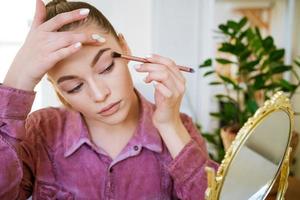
[0,0,218,199]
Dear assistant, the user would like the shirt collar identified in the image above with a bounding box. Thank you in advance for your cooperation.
[63,88,163,158]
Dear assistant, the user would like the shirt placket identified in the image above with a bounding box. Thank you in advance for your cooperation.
[105,168,115,200]
[104,144,142,200]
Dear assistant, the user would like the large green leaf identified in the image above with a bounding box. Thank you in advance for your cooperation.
[218,43,236,54]
[269,49,285,61]
[218,24,229,35]
[240,60,259,71]
[245,99,258,114]
[216,58,235,64]
[210,112,222,119]
[209,81,223,85]
[251,37,263,53]
[239,49,251,61]
[203,70,215,77]
[278,79,297,92]
[227,20,239,33]
[262,36,274,52]
[238,17,248,30]
[255,27,262,41]
[294,59,300,68]
[219,75,242,90]
[223,102,239,122]
[253,76,265,89]
[199,59,212,68]
[246,28,255,41]
[271,65,292,74]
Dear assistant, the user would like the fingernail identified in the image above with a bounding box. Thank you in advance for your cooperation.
[92,34,106,43]
[145,54,152,58]
[74,42,82,48]
[134,64,141,70]
[143,76,147,82]
[79,8,90,16]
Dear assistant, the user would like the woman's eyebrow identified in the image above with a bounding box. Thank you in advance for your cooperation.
[91,47,111,67]
[57,75,78,84]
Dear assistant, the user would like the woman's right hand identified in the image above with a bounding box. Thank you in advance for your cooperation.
[3,0,104,91]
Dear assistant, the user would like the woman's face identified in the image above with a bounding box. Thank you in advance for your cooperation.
[48,24,137,126]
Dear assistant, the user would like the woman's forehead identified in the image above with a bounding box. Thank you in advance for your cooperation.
[49,46,108,76]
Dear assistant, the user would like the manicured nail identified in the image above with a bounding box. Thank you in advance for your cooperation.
[134,64,141,70]
[79,8,90,16]
[145,54,152,58]
[74,42,82,48]
[92,34,106,43]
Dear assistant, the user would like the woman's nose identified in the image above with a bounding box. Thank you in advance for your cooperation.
[88,80,110,102]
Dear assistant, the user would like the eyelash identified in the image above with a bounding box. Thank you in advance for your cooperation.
[100,61,115,74]
[66,62,115,94]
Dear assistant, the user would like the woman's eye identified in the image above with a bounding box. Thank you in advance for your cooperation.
[67,83,83,94]
[100,62,114,74]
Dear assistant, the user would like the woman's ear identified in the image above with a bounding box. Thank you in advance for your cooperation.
[118,33,132,56]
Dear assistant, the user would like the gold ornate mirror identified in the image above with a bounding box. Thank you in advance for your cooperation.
[205,91,294,200]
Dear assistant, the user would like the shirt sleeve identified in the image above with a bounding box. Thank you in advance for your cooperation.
[167,113,219,200]
[0,84,36,199]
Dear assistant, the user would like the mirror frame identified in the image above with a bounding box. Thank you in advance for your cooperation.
[205,91,294,200]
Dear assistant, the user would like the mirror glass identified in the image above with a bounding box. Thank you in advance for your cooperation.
[219,110,291,200]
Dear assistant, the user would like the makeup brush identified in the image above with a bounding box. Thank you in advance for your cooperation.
[111,52,195,73]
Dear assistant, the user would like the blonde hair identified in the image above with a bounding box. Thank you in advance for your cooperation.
[46,0,118,36]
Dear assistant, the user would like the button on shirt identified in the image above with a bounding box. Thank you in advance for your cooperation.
[0,85,219,200]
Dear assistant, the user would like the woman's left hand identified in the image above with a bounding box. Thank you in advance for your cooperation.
[134,54,186,128]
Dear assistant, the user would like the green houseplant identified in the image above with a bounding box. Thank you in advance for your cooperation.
[198,17,300,163]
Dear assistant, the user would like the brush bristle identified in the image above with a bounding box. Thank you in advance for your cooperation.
[111,51,121,58]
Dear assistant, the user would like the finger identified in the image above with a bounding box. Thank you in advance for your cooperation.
[32,0,46,29]
[137,63,185,94]
[146,54,185,83]
[135,63,167,73]
[154,82,173,98]
[144,71,181,96]
[50,42,83,64]
[40,8,90,32]
[53,32,106,49]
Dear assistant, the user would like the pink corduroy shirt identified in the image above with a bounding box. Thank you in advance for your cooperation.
[0,84,218,200]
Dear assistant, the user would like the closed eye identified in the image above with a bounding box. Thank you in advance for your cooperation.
[67,83,83,94]
[100,61,115,74]
[66,62,114,94]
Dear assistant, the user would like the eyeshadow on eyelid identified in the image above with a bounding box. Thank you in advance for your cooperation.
[95,56,113,69]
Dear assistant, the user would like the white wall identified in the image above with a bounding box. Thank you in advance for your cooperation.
[151,0,217,131]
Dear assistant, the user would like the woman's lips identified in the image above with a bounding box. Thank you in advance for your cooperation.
[98,100,121,116]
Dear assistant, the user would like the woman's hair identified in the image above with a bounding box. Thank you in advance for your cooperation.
[46,0,118,37]
[45,0,119,108]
